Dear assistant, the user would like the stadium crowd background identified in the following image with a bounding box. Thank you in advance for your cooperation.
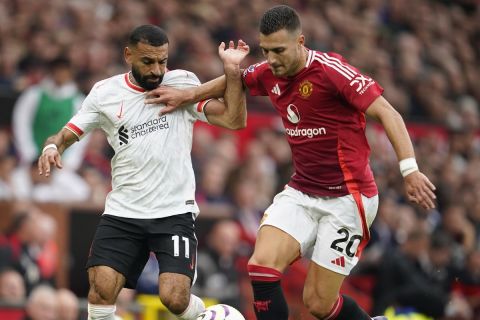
[0,0,479,319]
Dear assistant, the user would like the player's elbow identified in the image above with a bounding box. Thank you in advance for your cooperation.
[222,106,247,130]
[225,117,246,130]
[230,111,247,130]
[232,113,247,129]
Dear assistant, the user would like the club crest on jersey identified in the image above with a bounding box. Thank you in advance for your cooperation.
[287,104,300,124]
[298,80,313,99]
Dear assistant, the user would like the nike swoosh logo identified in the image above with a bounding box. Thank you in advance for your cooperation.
[116,101,124,119]
[189,253,196,270]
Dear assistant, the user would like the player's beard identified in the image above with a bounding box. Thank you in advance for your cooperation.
[131,66,163,90]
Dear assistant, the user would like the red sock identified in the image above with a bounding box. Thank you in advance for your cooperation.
[248,264,288,320]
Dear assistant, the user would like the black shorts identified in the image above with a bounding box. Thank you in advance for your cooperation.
[86,213,197,289]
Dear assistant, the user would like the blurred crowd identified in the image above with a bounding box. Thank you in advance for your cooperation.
[0,0,479,319]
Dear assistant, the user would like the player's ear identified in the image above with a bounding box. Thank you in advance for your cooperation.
[124,47,132,64]
[298,34,305,46]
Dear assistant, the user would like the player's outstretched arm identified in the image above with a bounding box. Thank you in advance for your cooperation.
[38,128,79,177]
[366,96,436,210]
[203,40,249,129]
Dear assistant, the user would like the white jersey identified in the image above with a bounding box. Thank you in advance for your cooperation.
[65,70,211,219]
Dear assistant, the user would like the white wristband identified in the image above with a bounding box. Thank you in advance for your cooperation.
[42,144,58,154]
[399,157,419,177]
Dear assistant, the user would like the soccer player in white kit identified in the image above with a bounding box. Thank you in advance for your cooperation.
[37,25,249,320]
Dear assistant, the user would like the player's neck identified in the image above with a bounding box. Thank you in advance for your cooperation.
[128,72,140,86]
[289,47,308,77]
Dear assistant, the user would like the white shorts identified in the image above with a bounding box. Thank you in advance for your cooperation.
[260,186,379,275]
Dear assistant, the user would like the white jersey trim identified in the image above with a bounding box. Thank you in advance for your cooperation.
[306,49,314,68]
[312,53,355,80]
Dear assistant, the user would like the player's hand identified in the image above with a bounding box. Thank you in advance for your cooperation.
[38,148,63,177]
[403,171,436,210]
[218,40,250,66]
[145,86,194,115]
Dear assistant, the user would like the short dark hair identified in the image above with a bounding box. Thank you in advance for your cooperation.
[128,25,169,47]
[260,5,301,35]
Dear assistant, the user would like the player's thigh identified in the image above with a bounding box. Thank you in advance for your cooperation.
[148,213,198,284]
[87,265,126,304]
[250,187,318,271]
[311,194,378,276]
[86,214,150,290]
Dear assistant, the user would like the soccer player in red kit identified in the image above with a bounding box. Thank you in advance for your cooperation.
[146,5,436,320]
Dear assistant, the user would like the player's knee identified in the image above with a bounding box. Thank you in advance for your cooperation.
[159,284,190,314]
[248,254,279,270]
[87,267,122,305]
[302,286,334,319]
[88,284,116,305]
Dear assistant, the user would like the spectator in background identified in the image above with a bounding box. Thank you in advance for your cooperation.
[0,269,26,320]
[10,55,92,203]
[0,127,16,200]
[229,176,262,248]
[454,249,480,316]
[439,204,476,264]
[194,220,242,310]
[5,210,57,293]
[57,288,80,320]
[12,56,87,170]
[373,227,472,319]
[373,227,443,317]
[24,285,58,320]
[0,268,26,303]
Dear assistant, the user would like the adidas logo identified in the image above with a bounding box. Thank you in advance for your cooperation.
[331,256,345,267]
[118,125,129,145]
[271,83,281,96]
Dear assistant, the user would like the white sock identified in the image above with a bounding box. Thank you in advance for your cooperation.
[88,303,117,320]
[177,294,205,320]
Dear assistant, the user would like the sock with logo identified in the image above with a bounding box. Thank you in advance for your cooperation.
[177,294,205,320]
[248,264,288,320]
[322,295,371,320]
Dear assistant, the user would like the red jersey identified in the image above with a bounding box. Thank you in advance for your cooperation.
[243,50,383,197]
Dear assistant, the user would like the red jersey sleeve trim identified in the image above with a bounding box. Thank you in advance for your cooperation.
[197,99,213,113]
[124,73,146,92]
[65,123,83,138]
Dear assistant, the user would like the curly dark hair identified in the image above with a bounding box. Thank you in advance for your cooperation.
[128,24,169,47]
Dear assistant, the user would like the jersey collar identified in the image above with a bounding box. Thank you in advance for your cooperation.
[124,73,146,93]
[305,48,314,68]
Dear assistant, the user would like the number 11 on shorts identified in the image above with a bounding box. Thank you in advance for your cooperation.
[172,235,190,258]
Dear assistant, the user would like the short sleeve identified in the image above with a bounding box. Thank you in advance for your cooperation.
[242,62,269,96]
[65,85,101,139]
[320,52,383,112]
[187,99,211,123]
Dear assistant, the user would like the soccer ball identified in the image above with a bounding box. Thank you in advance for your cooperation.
[196,304,245,320]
